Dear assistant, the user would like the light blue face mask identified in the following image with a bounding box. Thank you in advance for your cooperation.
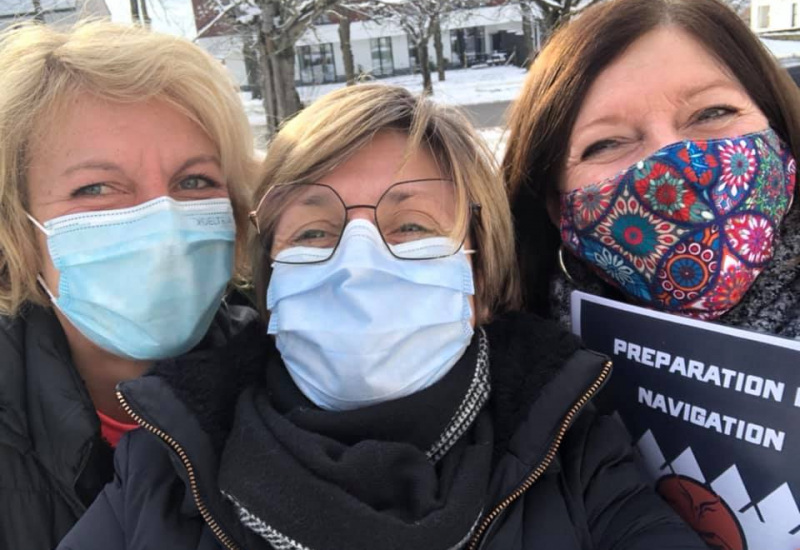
[267,219,475,411]
[28,197,236,360]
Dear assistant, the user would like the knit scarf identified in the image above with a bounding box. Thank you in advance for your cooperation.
[551,205,800,339]
[217,329,493,550]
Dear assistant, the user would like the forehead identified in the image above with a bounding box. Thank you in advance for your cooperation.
[575,26,746,122]
[30,92,217,164]
[316,130,445,203]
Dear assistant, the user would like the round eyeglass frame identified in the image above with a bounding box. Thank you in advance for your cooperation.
[249,178,481,264]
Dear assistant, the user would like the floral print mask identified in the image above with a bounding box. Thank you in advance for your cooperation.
[560,129,796,320]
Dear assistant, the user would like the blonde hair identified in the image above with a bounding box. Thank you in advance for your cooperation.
[0,20,255,315]
[251,84,521,323]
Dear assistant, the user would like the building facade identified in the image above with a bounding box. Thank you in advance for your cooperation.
[197,4,538,90]
[293,5,539,86]
[751,0,800,33]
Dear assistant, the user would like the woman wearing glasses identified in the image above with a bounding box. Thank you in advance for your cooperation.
[58,85,704,549]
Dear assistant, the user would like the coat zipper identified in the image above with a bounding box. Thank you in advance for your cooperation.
[466,360,612,550]
[116,390,240,550]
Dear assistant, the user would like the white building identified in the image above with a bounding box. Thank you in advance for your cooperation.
[751,0,800,33]
[199,4,538,90]
[0,0,109,31]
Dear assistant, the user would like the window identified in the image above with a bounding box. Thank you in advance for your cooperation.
[449,26,486,67]
[370,37,394,76]
[296,44,337,85]
[758,5,770,28]
[407,35,419,70]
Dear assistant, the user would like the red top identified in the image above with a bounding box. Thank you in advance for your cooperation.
[97,410,139,448]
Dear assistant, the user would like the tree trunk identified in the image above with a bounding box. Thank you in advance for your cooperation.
[455,29,467,68]
[520,1,534,65]
[417,40,432,95]
[129,0,140,23]
[433,15,445,81]
[338,15,356,85]
[31,0,44,21]
[243,35,262,100]
[258,38,303,138]
[139,0,151,26]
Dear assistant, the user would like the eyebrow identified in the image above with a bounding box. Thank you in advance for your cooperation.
[681,78,741,100]
[382,189,414,205]
[575,79,743,132]
[60,154,221,178]
[175,154,221,174]
[300,192,334,207]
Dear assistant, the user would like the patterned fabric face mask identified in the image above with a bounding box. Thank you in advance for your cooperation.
[560,129,796,320]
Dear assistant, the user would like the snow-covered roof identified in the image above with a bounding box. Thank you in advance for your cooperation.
[0,0,78,17]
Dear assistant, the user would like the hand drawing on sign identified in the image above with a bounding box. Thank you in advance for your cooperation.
[637,429,800,549]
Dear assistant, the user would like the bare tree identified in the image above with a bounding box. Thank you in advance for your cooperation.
[432,12,445,81]
[333,7,357,85]
[362,1,435,94]
[194,0,341,137]
[723,0,750,17]
[526,0,605,35]
[31,0,45,21]
[519,0,535,64]
[129,0,151,26]
[363,0,479,94]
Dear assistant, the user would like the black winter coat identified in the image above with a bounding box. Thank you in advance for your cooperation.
[0,303,256,550]
[57,313,705,550]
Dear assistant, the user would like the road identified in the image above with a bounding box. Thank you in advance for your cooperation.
[460,100,512,129]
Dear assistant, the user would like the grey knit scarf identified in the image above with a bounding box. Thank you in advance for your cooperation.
[551,205,800,340]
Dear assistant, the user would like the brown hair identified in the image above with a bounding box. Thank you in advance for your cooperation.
[503,0,800,314]
[250,84,521,323]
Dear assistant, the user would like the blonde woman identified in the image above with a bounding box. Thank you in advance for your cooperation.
[0,21,256,549]
[59,85,704,550]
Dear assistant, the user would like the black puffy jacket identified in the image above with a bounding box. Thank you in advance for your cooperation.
[57,313,705,550]
[0,303,257,550]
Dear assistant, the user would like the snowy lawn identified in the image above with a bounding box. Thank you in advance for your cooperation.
[243,65,527,127]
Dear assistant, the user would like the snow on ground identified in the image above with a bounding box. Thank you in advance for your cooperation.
[762,38,800,63]
[478,126,509,161]
[243,65,527,127]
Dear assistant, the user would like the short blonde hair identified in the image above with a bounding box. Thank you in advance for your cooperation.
[251,84,520,323]
[0,20,255,316]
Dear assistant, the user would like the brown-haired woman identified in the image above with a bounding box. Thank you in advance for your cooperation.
[505,0,799,336]
[58,84,705,549]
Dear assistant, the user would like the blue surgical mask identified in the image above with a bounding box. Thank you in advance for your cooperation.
[267,219,475,411]
[28,197,236,360]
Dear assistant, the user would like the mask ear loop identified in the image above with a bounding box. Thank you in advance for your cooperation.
[36,274,58,303]
[26,213,51,236]
[25,213,58,303]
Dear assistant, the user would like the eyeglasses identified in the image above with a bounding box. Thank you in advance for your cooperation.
[249,178,480,264]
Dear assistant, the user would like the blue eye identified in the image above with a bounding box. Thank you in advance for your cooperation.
[71,183,107,197]
[695,106,737,123]
[180,175,219,190]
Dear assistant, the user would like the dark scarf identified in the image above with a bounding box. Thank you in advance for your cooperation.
[217,329,493,550]
[551,205,800,339]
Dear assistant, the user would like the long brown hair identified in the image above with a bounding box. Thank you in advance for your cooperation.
[503,0,800,315]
